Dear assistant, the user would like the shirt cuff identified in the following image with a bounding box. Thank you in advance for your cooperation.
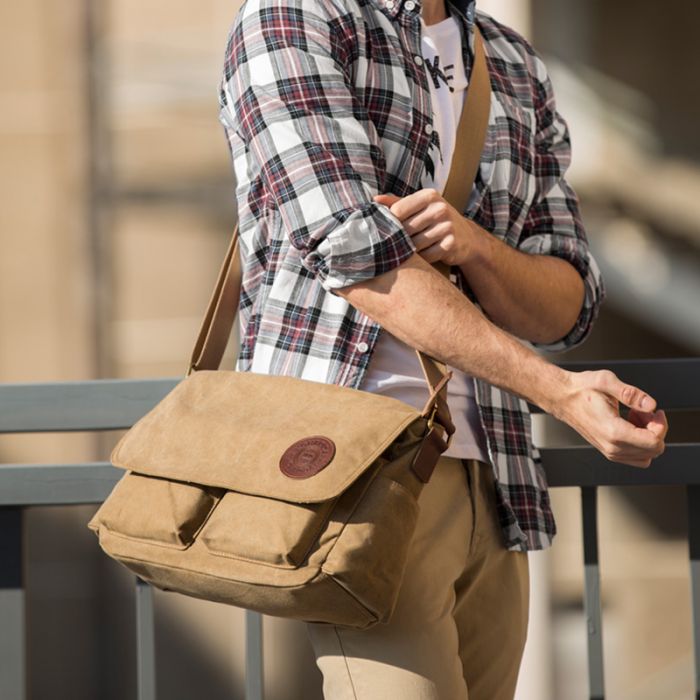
[302,201,418,291]
[519,232,606,352]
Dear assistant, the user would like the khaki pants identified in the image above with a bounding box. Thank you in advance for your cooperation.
[306,457,530,700]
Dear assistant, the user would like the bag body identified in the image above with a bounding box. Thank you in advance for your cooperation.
[88,370,440,629]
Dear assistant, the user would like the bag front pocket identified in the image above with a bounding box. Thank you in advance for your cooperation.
[200,491,337,568]
[322,475,420,621]
[92,472,222,549]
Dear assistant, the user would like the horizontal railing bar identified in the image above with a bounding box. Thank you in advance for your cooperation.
[0,358,696,434]
[540,443,700,487]
[0,378,178,433]
[0,463,121,505]
[0,444,697,505]
[528,357,700,412]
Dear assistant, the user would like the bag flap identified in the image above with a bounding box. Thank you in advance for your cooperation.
[111,370,424,503]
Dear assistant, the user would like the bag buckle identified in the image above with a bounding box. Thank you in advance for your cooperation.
[427,403,453,451]
[427,402,439,429]
[428,400,454,451]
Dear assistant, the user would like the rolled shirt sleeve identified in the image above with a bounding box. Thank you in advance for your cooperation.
[218,0,416,291]
[517,63,606,353]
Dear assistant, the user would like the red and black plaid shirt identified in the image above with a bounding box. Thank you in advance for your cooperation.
[218,0,606,551]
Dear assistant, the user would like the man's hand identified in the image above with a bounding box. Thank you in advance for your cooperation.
[375,188,586,348]
[551,370,668,468]
[374,189,484,267]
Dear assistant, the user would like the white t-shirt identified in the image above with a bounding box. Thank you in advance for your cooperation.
[360,11,490,463]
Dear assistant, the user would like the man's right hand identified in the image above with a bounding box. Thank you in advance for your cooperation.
[550,369,668,468]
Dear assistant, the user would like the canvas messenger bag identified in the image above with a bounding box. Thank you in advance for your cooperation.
[88,26,492,630]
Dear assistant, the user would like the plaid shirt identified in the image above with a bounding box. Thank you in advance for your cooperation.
[218,0,606,551]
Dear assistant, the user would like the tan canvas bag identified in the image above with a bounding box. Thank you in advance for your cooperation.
[88,26,492,630]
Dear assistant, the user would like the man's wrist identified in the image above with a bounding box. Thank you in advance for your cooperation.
[459,218,494,276]
[528,361,572,419]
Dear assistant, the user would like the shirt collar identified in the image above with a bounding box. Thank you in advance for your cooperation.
[372,0,476,26]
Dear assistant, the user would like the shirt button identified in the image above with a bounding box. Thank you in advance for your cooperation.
[356,342,370,353]
[404,0,416,10]
[424,123,433,135]
[413,54,423,66]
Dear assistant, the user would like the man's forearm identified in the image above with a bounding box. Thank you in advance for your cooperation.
[337,252,570,416]
[462,223,585,345]
[336,249,665,469]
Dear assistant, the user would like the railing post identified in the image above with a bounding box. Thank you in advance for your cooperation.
[687,486,700,700]
[135,577,156,700]
[0,507,26,700]
[581,486,605,700]
[246,611,264,700]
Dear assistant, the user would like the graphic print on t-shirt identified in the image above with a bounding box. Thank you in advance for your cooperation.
[425,55,456,93]
[419,14,468,191]
[423,52,455,181]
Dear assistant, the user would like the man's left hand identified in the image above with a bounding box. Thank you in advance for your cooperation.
[374,188,484,267]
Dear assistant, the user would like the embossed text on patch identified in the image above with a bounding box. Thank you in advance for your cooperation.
[280,436,336,479]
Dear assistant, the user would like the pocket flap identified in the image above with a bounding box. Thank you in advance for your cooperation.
[111,370,424,503]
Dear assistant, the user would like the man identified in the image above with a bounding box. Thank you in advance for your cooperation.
[218,0,668,697]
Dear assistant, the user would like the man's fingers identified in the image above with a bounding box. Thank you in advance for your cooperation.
[418,242,447,264]
[411,228,443,251]
[653,408,669,432]
[621,457,653,469]
[607,415,665,455]
[411,232,433,252]
[374,188,440,220]
[596,370,656,412]
[628,408,668,437]
[374,193,400,207]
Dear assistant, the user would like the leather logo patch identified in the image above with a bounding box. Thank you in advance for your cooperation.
[280,436,336,479]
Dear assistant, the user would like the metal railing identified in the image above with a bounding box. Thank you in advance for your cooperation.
[0,358,698,700]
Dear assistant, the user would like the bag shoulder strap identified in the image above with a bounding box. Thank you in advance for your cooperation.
[189,25,491,434]
[441,24,491,233]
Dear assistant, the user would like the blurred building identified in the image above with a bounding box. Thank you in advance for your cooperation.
[1,0,698,698]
